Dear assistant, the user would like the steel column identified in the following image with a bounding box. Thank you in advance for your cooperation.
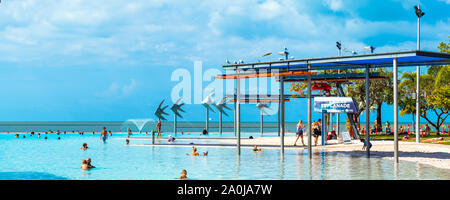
[416,11,421,143]
[280,77,285,154]
[393,58,399,163]
[307,64,312,158]
[365,65,370,158]
[236,70,241,155]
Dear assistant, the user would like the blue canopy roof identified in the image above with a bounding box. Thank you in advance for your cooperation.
[222,50,450,71]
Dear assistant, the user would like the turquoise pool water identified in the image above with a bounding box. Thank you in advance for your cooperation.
[1,132,449,180]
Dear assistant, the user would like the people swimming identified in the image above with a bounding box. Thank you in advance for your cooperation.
[179,169,187,179]
[101,127,108,142]
[156,119,162,138]
[252,145,262,152]
[109,130,112,136]
[15,134,19,138]
[86,158,95,168]
[202,128,208,135]
[80,160,89,170]
[81,143,88,150]
[186,146,199,156]
[81,158,95,170]
[126,139,130,145]
[294,120,305,146]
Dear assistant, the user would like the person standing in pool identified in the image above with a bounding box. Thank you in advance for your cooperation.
[156,119,162,138]
[101,127,108,143]
[127,128,133,138]
[294,120,305,146]
[312,120,321,146]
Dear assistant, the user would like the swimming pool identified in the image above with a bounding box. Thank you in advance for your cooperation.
[0,132,449,180]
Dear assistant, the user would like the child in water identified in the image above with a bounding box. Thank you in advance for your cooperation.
[179,169,187,179]
[252,145,262,152]
[81,143,88,150]
[186,146,199,156]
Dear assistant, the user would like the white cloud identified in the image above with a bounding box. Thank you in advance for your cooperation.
[325,0,344,11]
[96,79,137,98]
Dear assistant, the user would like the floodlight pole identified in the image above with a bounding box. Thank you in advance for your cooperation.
[415,4,422,143]
[336,41,341,141]
[236,69,241,155]
[307,63,312,158]
[365,65,370,158]
[280,77,285,154]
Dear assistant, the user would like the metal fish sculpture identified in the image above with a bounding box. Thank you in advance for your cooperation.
[171,98,185,118]
[155,100,169,120]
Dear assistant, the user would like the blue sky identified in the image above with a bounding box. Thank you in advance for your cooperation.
[0,0,449,123]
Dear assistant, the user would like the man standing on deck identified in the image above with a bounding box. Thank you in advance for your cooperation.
[101,127,108,143]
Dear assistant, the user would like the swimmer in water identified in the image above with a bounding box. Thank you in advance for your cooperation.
[81,143,88,150]
[80,160,89,170]
[252,145,262,152]
[14,134,19,138]
[101,127,108,143]
[179,169,187,179]
[86,158,95,169]
[203,151,208,156]
[126,139,130,145]
[186,146,199,156]
[109,131,112,136]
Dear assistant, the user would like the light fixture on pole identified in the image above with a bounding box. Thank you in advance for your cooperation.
[277,47,289,60]
[201,92,216,132]
[414,3,425,143]
[214,97,231,135]
[256,103,271,136]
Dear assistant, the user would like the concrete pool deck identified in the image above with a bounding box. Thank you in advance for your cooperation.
[126,135,450,170]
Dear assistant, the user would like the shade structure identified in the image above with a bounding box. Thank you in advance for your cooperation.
[222,50,450,71]
[221,50,450,162]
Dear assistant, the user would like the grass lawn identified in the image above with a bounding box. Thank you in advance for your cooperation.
[368,132,450,145]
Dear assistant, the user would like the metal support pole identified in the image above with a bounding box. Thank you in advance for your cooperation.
[234,96,236,137]
[260,113,263,136]
[219,111,222,135]
[393,58,399,163]
[322,110,326,146]
[206,108,209,132]
[152,131,155,144]
[280,77,285,154]
[365,65,370,158]
[174,115,177,135]
[416,10,421,143]
[307,64,312,158]
[236,70,241,155]
[337,113,340,140]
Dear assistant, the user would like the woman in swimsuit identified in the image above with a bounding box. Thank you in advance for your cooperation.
[312,121,321,146]
[294,120,305,146]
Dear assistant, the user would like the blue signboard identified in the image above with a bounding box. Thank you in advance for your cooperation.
[314,97,358,113]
